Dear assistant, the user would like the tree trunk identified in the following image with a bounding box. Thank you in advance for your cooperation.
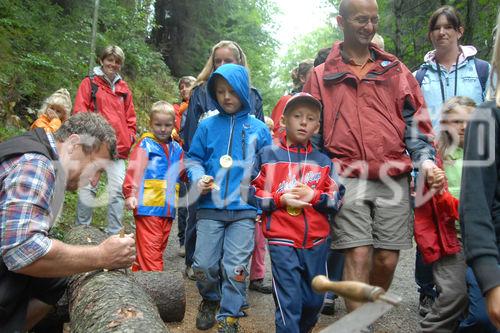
[63,225,170,332]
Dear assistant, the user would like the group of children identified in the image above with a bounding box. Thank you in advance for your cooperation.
[28,48,484,333]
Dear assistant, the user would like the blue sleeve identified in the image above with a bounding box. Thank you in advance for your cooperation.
[313,161,345,215]
[185,123,207,184]
[181,86,204,152]
[250,87,264,122]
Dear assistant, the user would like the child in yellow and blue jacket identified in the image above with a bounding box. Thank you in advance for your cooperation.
[123,101,184,271]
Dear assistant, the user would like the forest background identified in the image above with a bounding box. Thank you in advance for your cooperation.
[1,0,499,134]
[0,0,498,235]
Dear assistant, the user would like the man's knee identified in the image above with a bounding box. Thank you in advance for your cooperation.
[345,246,372,268]
[373,249,399,271]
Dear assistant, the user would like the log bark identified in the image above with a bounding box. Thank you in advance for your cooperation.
[132,271,185,322]
[66,225,169,332]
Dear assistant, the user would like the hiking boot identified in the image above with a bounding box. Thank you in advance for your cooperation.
[217,316,239,333]
[418,294,434,317]
[321,292,336,315]
[196,299,219,330]
[249,279,273,294]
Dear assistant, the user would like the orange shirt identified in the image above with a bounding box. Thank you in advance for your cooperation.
[341,48,376,80]
[30,114,62,133]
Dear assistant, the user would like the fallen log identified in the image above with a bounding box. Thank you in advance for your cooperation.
[132,271,185,322]
[65,225,170,332]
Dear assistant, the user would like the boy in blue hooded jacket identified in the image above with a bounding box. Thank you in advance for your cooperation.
[186,63,272,332]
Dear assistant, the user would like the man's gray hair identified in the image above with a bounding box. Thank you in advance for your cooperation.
[54,113,117,159]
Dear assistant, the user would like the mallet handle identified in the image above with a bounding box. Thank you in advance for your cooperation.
[312,275,385,303]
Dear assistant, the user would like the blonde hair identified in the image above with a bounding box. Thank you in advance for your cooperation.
[150,100,175,122]
[178,76,196,88]
[490,12,500,106]
[39,88,72,120]
[99,45,125,64]
[438,96,476,161]
[195,41,248,86]
[372,33,385,50]
[264,116,274,129]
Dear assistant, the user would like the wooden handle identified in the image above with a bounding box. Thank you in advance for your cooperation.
[119,228,125,238]
[312,275,385,302]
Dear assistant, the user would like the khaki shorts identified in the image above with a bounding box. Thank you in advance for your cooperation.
[331,174,413,250]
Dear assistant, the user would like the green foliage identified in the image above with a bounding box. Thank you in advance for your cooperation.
[152,0,279,115]
[325,0,499,70]
[275,25,340,94]
[0,0,177,131]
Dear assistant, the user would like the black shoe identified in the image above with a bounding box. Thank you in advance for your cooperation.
[321,295,335,315]
[196,299,219,330]
[418,294,434,317]
[249,279,273,294]
[217,316,239,333]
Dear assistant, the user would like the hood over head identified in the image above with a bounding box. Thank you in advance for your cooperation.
[207,64,251,115]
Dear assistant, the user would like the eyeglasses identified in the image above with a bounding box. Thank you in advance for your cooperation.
[348,15,379,26]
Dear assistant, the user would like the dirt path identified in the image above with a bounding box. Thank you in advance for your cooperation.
[164,219,420,333]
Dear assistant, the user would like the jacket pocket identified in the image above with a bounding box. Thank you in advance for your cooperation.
[142,179,166,207]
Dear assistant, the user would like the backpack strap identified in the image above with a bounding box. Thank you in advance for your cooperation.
[473,58,489,93]
[415,66,428,86]
[88,74,99,113]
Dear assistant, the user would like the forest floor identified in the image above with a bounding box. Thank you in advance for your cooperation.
[163,218,420,333]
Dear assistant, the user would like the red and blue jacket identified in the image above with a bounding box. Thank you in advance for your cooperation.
[123,133,184,218]
[249,134,345,248]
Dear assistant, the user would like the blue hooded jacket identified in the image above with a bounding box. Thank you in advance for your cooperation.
[186,64,272,220]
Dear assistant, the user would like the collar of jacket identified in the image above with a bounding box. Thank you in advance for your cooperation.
[140,132,172,144]
[322,41,399,83]
[277,131,313,153]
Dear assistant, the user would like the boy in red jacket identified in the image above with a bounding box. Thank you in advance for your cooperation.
[249,93,345,333]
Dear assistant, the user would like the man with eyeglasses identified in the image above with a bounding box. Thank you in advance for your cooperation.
[0,113,136,332]
[304,0,441,319]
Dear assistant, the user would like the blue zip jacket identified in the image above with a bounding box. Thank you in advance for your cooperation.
[416,46,491,132]
[180,79,264,153]
[186,64,272,214]
[124,134,183,218]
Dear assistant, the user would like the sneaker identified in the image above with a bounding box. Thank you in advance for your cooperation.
[185,265,196,281]
[249,279,273,294]
[196,299,219,330]
[321,292,336,315]
[178,245,186,258]
[418,294,434,317]
[217,316,239,333]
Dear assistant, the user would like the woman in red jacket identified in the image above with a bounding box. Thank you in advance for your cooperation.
[73,45,137,235]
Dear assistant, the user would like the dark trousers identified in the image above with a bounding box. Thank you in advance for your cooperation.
[0,260,67,332]
[270,241,329,333]
[326,249,344,298]
[415,248,436,299]
[177,182,188,246]
[184,182,198,267]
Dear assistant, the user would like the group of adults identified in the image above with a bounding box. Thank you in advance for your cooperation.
[1,0,500,332]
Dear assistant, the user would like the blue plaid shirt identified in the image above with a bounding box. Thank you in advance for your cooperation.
[0,132,59,271]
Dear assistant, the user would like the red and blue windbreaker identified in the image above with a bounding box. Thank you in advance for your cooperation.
[249,134,345,248]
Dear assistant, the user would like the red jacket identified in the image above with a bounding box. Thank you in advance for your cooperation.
[73,75,136,159]
[414,185,461,264]
[249,134,345,248]
[304,42,435,179]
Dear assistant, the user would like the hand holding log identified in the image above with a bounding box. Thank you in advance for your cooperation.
[312,275,398,305]
[98,233,136,270]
